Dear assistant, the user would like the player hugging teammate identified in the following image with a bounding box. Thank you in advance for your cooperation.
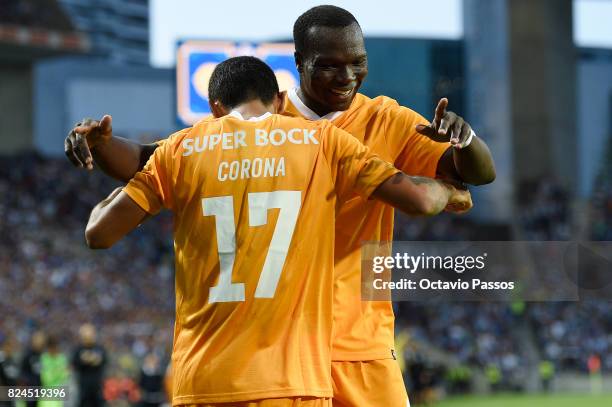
[66,6,494,407]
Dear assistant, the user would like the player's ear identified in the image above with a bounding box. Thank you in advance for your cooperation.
[276,91,287,114]
[294,51,303,73]
[209,100,229,118]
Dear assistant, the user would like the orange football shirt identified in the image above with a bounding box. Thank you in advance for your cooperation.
[284,90,450,361]
[123,111,398,404]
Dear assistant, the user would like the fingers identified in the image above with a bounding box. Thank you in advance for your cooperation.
[449,117,464,145]
[99,115,112,133]
[445,201,471,214]
[74,124,96,135]
[446,188,473,213]
[73,116,111,149]
[73,117,100,135]
[433,98,448,127]
[415,123,436,137]
[458,192,473,211]
[457,199,473,213]
[416,122,451,142]
[458,193,473,209]
[451,123,471,148]
[440,182,472,213]
[82,117,97,126]
[445,202,472,214]
[65,116,110,170]
[438,117,448,136]
[65,133,84,168]
[420,99,472,146]
[438,111,460,137]
[75,132,94,170]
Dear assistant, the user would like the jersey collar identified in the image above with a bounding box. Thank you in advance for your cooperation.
[287,87,343,122]
[227,110,273,122]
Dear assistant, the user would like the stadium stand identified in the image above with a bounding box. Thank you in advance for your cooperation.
[0,152,609,404]
[0,153,174,402]
[0,1,610,404]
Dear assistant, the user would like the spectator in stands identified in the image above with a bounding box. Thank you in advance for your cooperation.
[72,324,107,407]
[138,352,166,406]
[0,154,175,382]
[0,154,610,397]
[0,334,18,407]
[538,360,554,392]
[19,330,46,407]
[40,335,69,407]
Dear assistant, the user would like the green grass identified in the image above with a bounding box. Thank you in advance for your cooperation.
[434,393,612,407]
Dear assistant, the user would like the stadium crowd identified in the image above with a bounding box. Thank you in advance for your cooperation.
[0,153,610,404]
[0,153,173,405]
[393,175,612,394]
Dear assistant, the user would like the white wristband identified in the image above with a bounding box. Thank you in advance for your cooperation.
[453,129,475,149]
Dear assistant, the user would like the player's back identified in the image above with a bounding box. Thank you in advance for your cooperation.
[124,111,396,404]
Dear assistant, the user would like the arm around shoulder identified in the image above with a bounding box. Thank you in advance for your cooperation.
[372,173,472,216]
[65,115,159,182]
[85,188,149,249]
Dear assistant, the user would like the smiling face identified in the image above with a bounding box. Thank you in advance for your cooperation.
[296,23,368,116]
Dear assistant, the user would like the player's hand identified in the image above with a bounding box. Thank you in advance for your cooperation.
[444,184,473,214]
[64,115,113,170]
[415,98,473,149]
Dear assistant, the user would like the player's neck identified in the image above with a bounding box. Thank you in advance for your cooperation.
[296,87,333,117]
[232,100,274,120]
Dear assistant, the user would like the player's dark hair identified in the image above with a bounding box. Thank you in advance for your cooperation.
[208,56,279,108]
[293,5,361,55]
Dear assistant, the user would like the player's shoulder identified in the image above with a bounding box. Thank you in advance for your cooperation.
[350,93,397,110]
[353,93,420,118]
[156,126,194,155]
[191,114,218,128]
[167,127,193,143]
[173,113,225,138]
[274,112,329,130]
[341,93,393,122]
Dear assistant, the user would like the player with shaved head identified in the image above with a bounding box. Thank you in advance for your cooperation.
[66,6,494,406]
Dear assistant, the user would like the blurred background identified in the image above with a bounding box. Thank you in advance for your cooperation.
[0,0,610,406]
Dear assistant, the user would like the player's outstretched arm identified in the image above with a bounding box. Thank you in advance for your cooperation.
[85,187,149,249]
[416,98,496,186]
[65,115,158,182]
[371,173,472,216]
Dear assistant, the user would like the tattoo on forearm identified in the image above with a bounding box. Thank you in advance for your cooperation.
[409,176,437,186]
[409,176,452,213]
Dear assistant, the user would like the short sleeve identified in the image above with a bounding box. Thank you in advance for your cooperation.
[123,128,190,214]
[323,123,399,201]
[385,104,450,178]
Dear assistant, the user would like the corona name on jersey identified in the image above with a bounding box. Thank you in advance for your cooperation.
[217,156,285,181]
[181,127,319,182]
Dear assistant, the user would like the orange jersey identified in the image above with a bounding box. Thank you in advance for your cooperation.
[123,111,398,404]
[284,90,450,361]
